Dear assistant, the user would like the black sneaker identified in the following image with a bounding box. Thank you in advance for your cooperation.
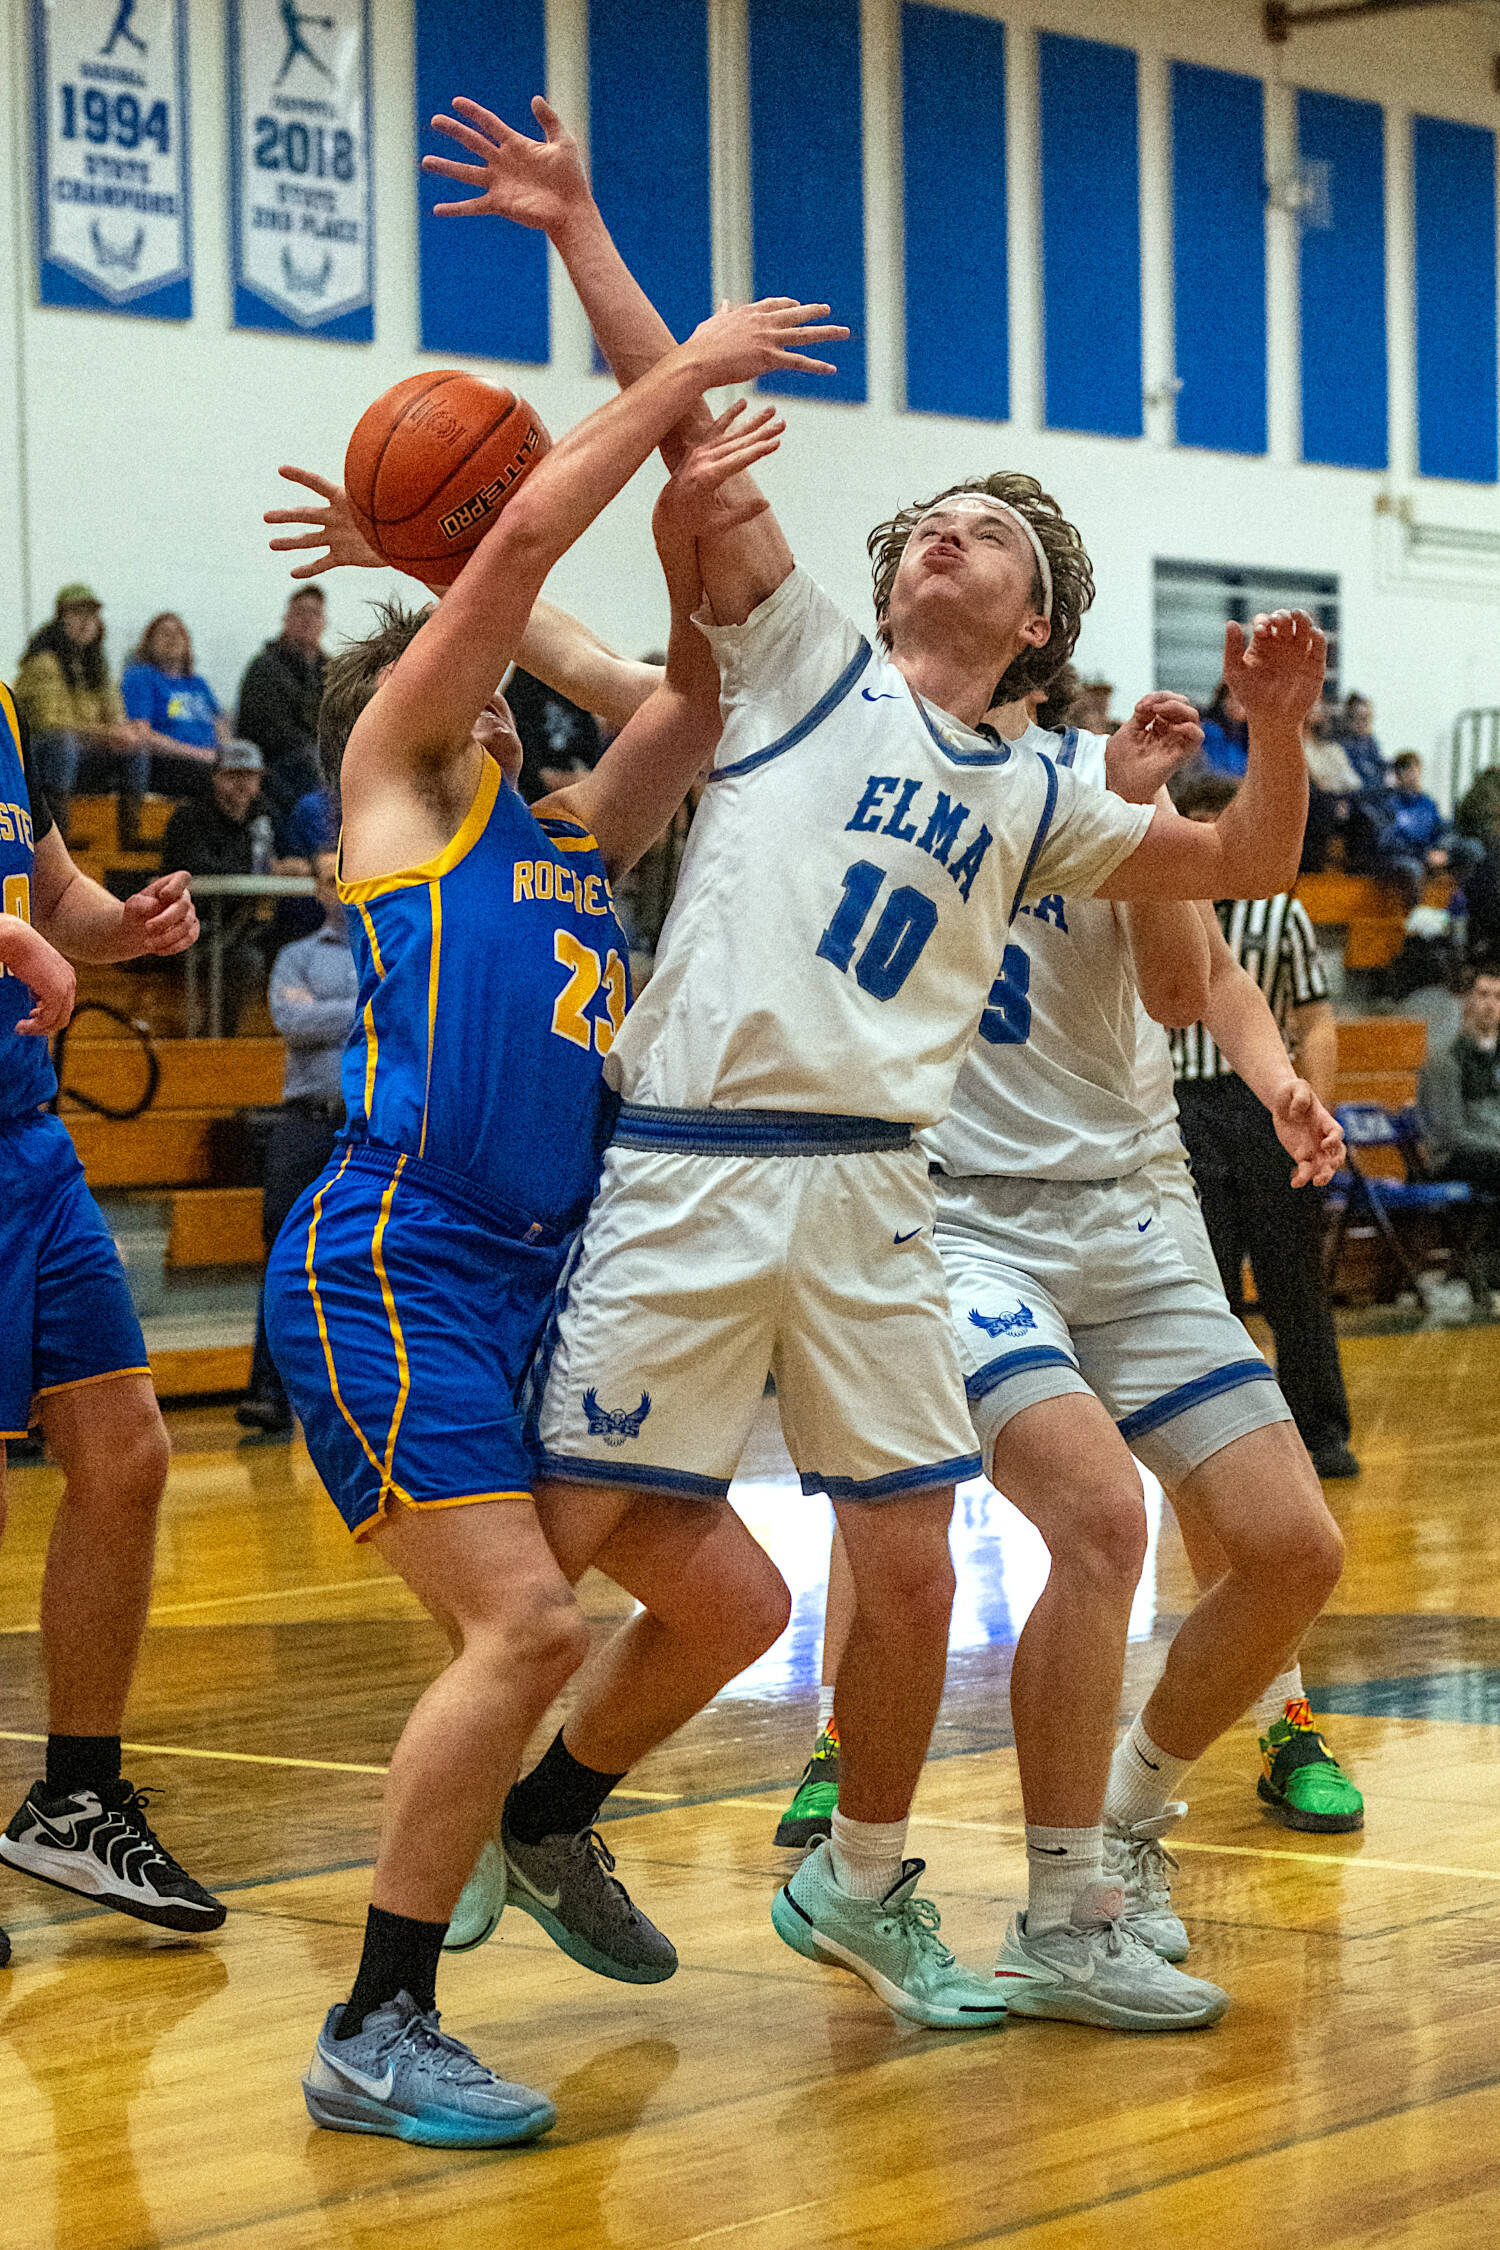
[1310,1443,1360,1480]
[234,1399,294,1439]
[0,1779,226,1932]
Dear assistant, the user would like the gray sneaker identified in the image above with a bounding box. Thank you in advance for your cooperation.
[1104,1804,1191,1961]
[994,1883,1227,2030]
[302,1993,555,2147]
[501,1818,677,1984]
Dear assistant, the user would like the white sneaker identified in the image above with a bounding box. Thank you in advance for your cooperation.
[993,1882,1227,2030]
[1104,1804,1190,1960]
[442,1838,506,1953]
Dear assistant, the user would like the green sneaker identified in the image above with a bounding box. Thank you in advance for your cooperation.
[442,1838,506,1953]
[1258,1698,1364,1833]
[770,1839,1007,2030]
[773,1723,839,1848]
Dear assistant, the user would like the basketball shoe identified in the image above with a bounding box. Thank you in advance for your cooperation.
[1258,1698,1364,1832]
[0,1779,224,1931]
[501,1816,677,1983]
[774,1721,840,1848]
[771,1840,1007,2029]
[1103,1805,1191,1961]
[303,1993,555,2148]
[994,1882,1227,2030]
[443,1838,506,1953]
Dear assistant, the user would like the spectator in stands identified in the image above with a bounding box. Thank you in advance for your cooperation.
[1301,697,1367,874]
[122,613,227,800]
[1335,692,1387,795]
[1419,962,1500,1195]
[160,740,278,1032]
[1368,752,1485,910]
[13,585,152,843]
[506,664,603,803]
[238,851,358,1441]
[1170,772,1359,1480]
[1197,678,1250,779]
[1070,677,1114,734]
[1456,771,1500,962]
[236,587,328,822]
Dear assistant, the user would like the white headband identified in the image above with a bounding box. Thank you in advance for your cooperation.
[931,494,1054,621]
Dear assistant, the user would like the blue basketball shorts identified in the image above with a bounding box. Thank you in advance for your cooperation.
[264,1138,573,1538]
[0,1110,150,1438]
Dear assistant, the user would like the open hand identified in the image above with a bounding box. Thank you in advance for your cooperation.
[1105,692,1204,805]
[423,94,590,233]
[121,870,199,959]
[1223,610,1327,731]
[266,465,385,578]
[1272,1077,1345,1189]
[654,401,785,543]
[687,298,847,390]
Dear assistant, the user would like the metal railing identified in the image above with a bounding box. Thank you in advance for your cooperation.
[1451,710,1500,811]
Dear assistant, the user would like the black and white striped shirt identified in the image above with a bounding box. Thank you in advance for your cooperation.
[1169,893,1328,1083]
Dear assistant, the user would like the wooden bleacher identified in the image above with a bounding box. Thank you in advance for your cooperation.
[1297,869,1452,972]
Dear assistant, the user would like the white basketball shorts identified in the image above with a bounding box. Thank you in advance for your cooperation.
[533,1107,981,1504]
[933,1147,1292,1489]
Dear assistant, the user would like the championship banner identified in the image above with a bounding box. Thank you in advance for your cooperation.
[32,0,191,318]
[229,0,373,339]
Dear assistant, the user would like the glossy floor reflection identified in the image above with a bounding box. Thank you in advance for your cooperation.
[1,1323,1498,2247]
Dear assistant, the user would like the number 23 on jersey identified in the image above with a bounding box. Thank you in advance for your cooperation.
[552,930,627,1055]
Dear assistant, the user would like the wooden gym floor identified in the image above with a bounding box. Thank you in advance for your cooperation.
[2,1324,1499,2249]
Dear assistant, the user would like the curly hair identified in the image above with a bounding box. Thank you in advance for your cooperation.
[318,598,434,785]
[867,472,1094,705]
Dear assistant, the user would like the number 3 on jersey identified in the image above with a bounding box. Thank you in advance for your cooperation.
[979,943,1031,1046]
[816,860,938,1002]
[552,930,627,1054]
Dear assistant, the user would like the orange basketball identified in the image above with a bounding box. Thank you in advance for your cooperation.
[344,371,551,587]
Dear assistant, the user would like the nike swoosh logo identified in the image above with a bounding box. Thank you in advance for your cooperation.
[1138,1755,1161,1771]
[861,688,901,703]
[506,1859,563,1913]
[326,2052,396,2101]
[1138,1218,1152,1232]
[893,1227,923,1245]
[29,1810,87,1848]
[1029,1846,1071,1857]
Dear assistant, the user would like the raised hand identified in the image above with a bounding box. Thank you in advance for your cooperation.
[423,94,590,233]
[265,465,384,579]
[1272,1077,1346,1189]
[653,401,785,543]
[1223,610,1326,731]
[1105,692,1204,806]
[685,298,847,390]
[120,870,199,959]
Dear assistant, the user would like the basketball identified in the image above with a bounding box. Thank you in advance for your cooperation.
[344,370,551,586]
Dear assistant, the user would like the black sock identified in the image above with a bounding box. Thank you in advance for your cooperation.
[505,1729,627,1847]
[336,1905,448,2039]
[45,1736,122,1799]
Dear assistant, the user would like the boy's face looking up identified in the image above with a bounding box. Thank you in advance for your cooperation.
[1465,973,1500,1043]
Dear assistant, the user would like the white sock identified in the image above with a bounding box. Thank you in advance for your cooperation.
[1105,1715,1198,1831]
[1252,1664,1306,1730]
[829,1808,908,1901]
[1024,1824,1103,1934]
[817,1682,836,1733]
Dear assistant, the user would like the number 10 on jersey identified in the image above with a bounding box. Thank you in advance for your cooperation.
[816,861,938,1002]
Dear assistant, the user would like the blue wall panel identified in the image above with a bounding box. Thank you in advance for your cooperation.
[901,5,1008,421]
[1171,63,1266,455]
[1297,89,1387,470]
[589,0,712,348]
[1038,34,1142,438]
[1413,115,1498,484]
[748,0,867,401]
[415,0,549,364]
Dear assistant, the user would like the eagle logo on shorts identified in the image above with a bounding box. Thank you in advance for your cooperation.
[968,1305,1037,1338]
[582,1388,653,1445]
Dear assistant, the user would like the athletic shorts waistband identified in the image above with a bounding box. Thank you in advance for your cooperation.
[612,1106,913,1156]
[333,1137,572,1246]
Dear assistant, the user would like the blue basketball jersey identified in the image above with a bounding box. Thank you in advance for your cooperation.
[337,756,630,1229]
[0,682,55,1120]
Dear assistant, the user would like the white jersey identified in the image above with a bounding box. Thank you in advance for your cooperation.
[1133,1000,1186,1164]
[607,571,1152,1127]
[926,724,1176,1180]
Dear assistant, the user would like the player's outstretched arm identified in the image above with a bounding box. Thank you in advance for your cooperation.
[537,402,785,878]
[352,300,840,785]
[29,827,198,965]
[1096,613,1320,902]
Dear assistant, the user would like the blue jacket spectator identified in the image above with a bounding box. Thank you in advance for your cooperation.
[282,787,338,862]
[1196,681,1249,779]
[1334,692,1387,795]
[1370,752,1485,909]
[122,611,224,802]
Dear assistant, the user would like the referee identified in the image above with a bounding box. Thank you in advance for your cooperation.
[1170,772,1358,1480]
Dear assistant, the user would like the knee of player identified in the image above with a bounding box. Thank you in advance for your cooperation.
[1060,1483,1150,1589]
[734,1558,793,1661]
[72,1400,170,1514]
[510,1583,591,1690]
[1281,1505,1345,1606]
